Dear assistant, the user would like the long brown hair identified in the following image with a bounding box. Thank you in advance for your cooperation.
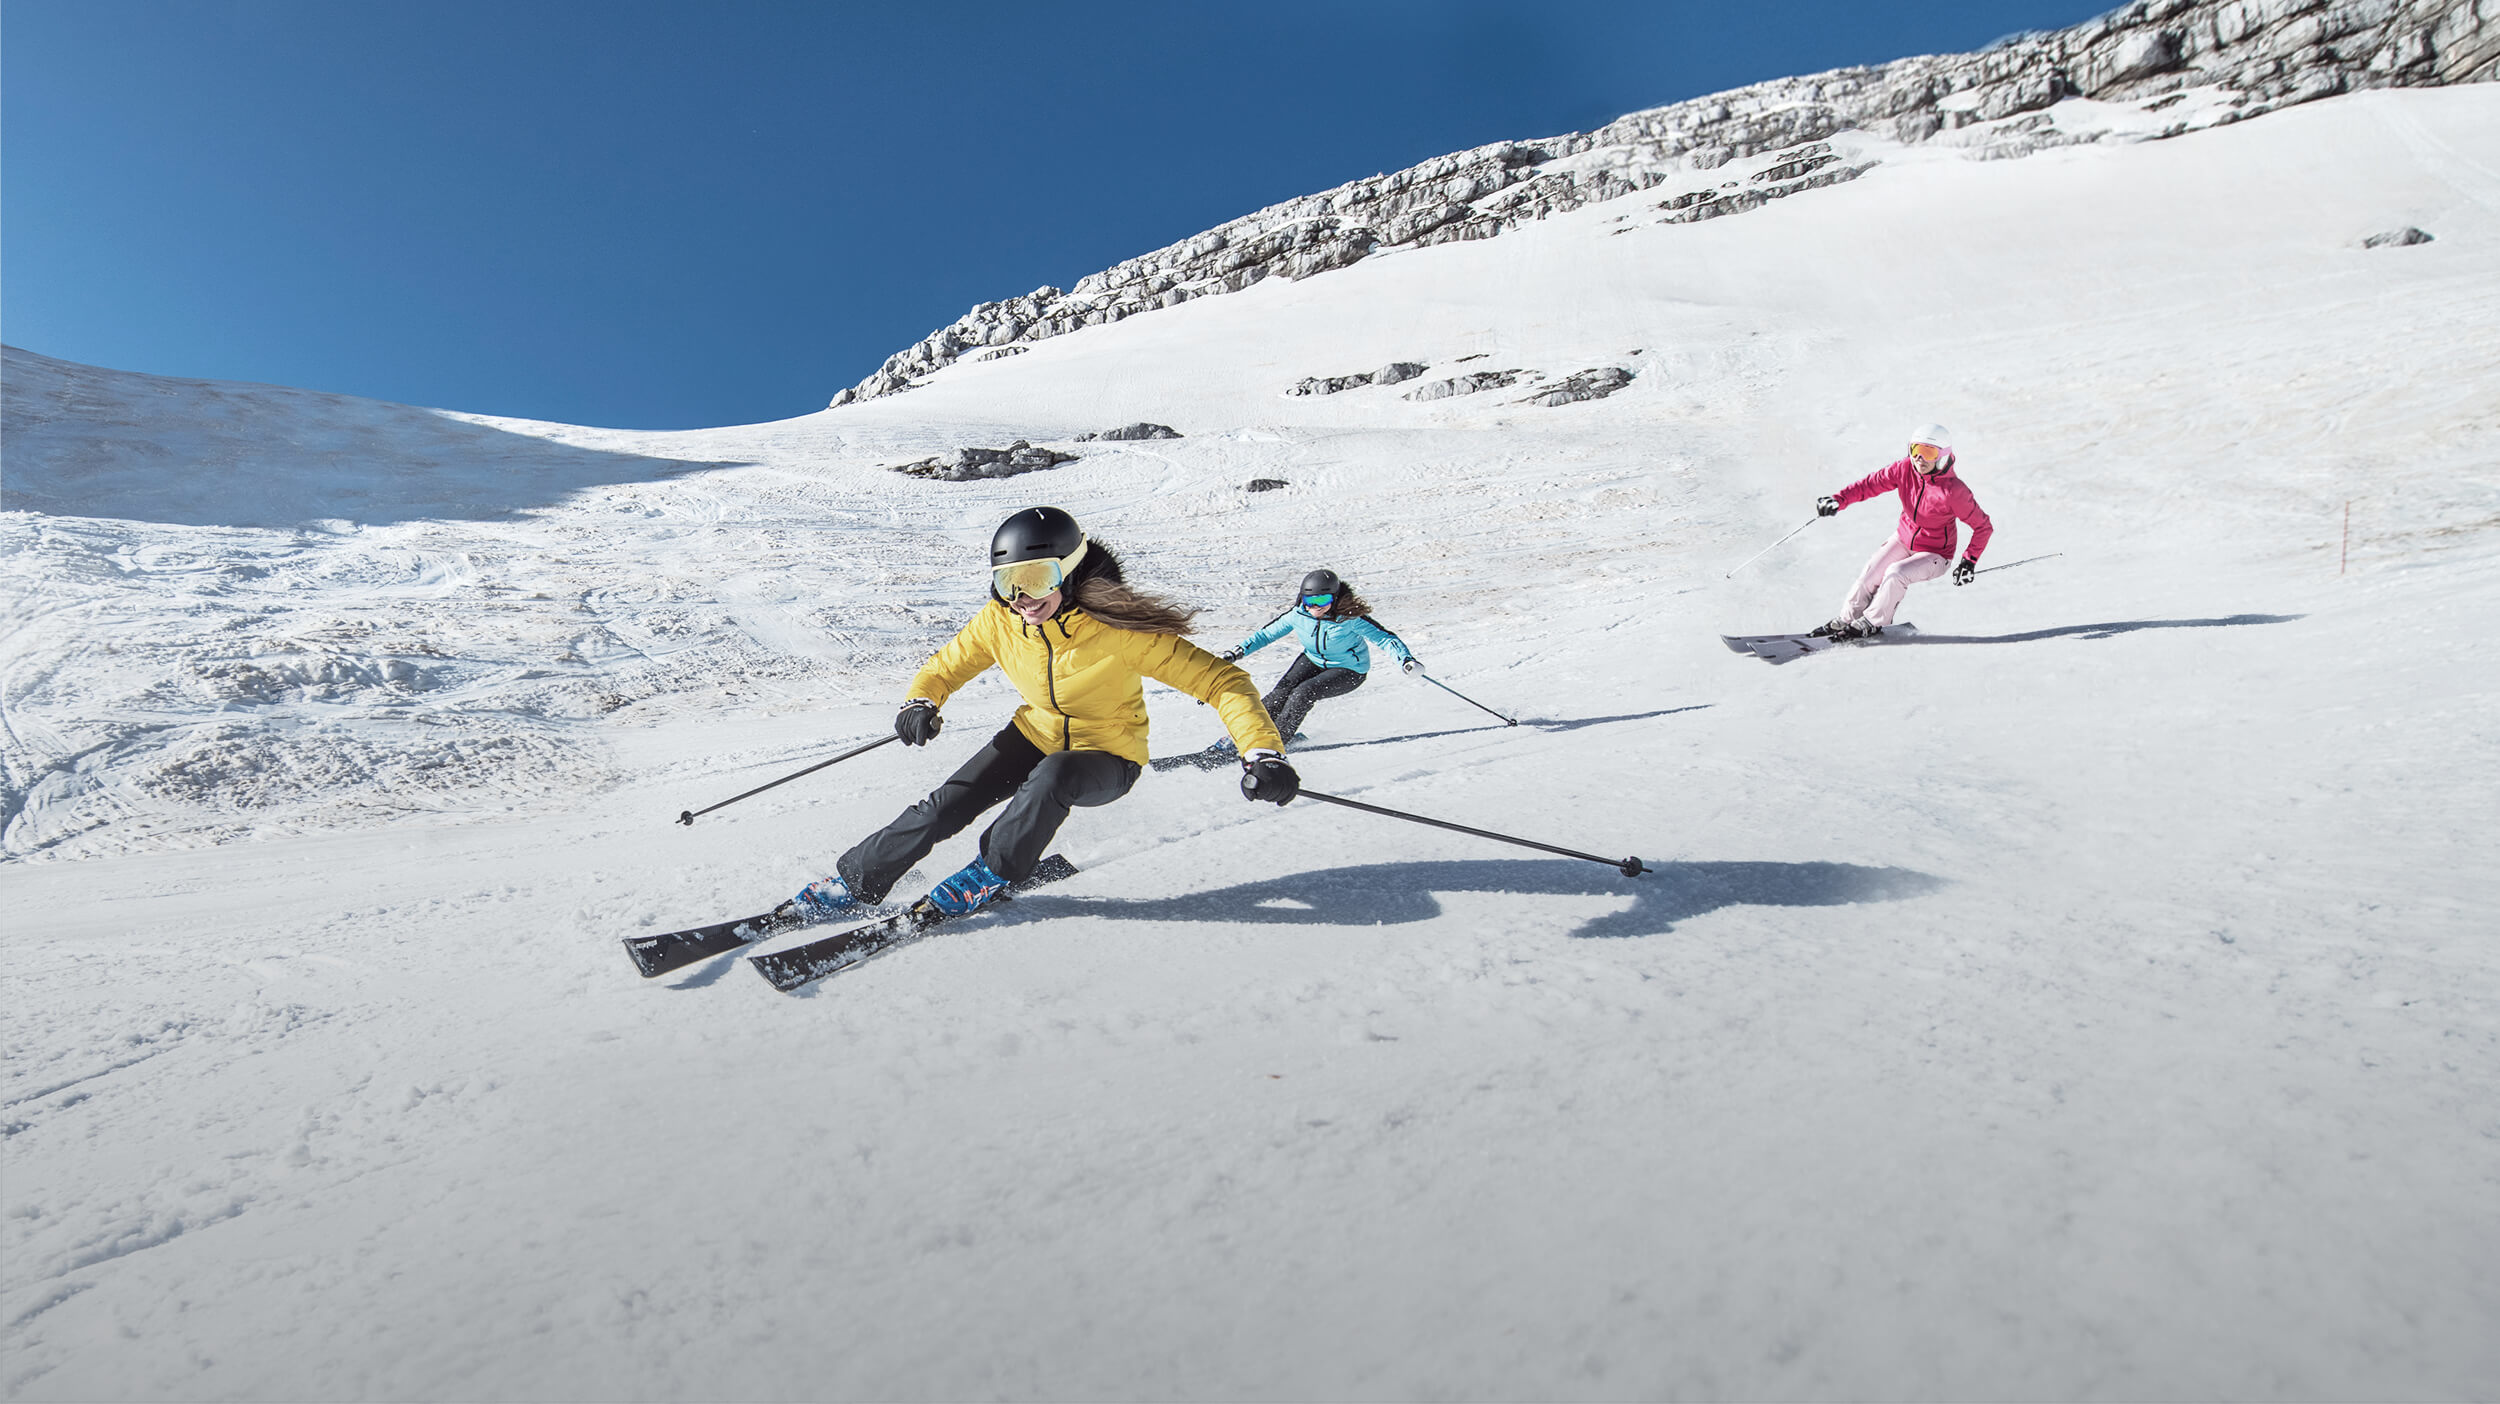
[1066,540,1199,635]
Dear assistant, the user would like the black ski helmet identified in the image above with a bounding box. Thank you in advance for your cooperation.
[992,506,1085,567]
[1299,568,1344,601]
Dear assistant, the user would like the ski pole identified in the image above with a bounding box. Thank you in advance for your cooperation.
[1975,552,2063,577]
[1725,515,1819,579]
[1420,672,1517,726]
[1294,789,1650,877]
[676,733,899,825]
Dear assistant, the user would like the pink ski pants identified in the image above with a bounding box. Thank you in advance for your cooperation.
[1843,537,1948,627]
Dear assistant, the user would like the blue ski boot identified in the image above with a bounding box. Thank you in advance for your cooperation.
[923,855,1012,916]
[791,874,859,923]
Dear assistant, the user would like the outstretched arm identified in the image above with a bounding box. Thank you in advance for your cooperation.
[1957,486,1995,561]
[904,608,1000,709]
[1831,459,1911,510]
[1347,616,1413,666]
[1234,611,1296,659]
[1130,633,1286,755]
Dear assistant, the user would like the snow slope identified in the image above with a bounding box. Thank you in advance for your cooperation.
[4,87,2497,1400]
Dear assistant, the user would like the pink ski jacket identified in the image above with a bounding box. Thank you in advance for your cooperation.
[1835,455,1995,561]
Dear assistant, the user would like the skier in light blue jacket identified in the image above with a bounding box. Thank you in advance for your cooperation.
[1219,568,1419,747]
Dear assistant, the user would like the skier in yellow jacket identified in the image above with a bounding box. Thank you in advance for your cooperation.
[792,506,1297,920]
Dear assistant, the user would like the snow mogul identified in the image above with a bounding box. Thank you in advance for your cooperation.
[1217,568,1420,748]
[792,506,1296,920]
[1812,424,1995,640]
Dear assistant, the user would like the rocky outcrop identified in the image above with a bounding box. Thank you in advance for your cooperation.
[1075,422,1182,440]
[2363,225,2436,246]
[831,0,2496,408]
[1288,361,1431,396]
[889,441,1078,481]
[1405,370,1523,402]
[1246,478,1290,492]
[1522,367,1636,407]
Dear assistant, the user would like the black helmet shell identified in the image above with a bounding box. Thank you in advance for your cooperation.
[1299,568,1344,599]
[992,507,1084,566]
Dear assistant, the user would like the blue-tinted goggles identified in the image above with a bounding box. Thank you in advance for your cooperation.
[1301,593,1335,610]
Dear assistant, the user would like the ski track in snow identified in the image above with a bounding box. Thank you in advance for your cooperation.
[2,88,2498,1400]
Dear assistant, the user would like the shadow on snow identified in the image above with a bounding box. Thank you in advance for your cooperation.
[1900,613,2302,646]
[1026,856,1944,942]
[1287,705,1712,758]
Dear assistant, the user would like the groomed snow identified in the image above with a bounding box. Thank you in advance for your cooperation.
[3,87,2496,1400]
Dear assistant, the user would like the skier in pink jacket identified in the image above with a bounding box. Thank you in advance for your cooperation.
[1812,423,1994,640]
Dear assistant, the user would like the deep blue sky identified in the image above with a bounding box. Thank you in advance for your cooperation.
[5,0,2107,429]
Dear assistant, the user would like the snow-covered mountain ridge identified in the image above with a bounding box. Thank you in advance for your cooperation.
[829,0,2498,406]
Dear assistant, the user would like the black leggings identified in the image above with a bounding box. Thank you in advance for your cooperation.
[1263,655,1366,742]
[837,724,1138,904]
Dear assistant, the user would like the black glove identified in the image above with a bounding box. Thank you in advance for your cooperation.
[895,699,942,746]
[1218,648,1244,663]
[1240,750,1300,805]
[1401,657,1424,676]
[1952,557,1976,586]
[1816,495,1840,518]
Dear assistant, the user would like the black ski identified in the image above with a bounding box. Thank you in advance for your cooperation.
[624,902,814,979]
[747,853,1079,993]
[1721,622,1920,664]
[1148,732,1300,774]
[1150,741,1238,773]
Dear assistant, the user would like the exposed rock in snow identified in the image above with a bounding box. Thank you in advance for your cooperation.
[975,346,1028,362]
[2363,225,2437,246]
[828,0,2497,408]
[1075,422,1182,441]
[888,440,1078,481]
[1406,370,1523,402]
[1245,478,1289,492]
[1288,373,1372,398]
[1522,367,1636,407]
[1287,362,1427,397]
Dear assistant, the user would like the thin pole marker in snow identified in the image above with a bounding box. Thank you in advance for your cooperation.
[1294,789,1651,877]
[1726,515,1819,579]
[677,733,899,825]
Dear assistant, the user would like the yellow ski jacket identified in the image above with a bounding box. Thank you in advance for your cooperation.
[906,601,1282,765]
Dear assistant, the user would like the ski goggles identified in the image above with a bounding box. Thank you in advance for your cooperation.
[992,540,1088,602]
[1908,442,1948,468]
[1301,593,1335,611]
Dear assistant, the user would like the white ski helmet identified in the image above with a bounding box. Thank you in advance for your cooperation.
[1908,423,1952,451]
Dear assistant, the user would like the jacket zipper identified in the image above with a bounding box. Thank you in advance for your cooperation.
[1042,617,1069,751]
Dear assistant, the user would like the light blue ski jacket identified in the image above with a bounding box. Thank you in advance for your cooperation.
[1237,608,1413,675]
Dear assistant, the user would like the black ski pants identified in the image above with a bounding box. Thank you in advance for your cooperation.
[1263,655,1366,742]
[837,723,1138,904]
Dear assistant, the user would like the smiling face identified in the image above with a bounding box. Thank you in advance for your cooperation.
[1909,442,1949,474]
[1010,587,1063,624]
